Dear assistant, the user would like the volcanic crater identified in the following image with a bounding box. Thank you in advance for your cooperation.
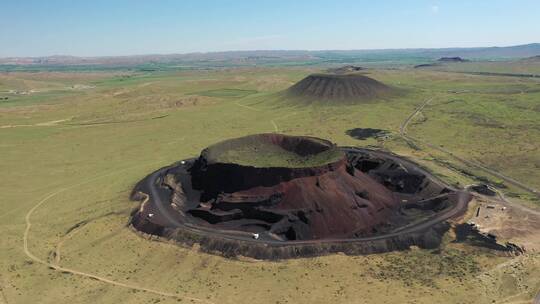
[131,134,471,259]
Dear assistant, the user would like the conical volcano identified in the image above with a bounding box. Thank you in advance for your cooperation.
[287,73,391,101]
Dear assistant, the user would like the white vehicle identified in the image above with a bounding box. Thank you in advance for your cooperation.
[252,233,260,240]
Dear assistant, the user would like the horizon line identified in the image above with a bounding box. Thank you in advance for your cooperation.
[1,42,539,60]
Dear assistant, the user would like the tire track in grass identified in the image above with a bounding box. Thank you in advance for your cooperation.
[270,120,279,132]
[23,163,215,304]
[234,99,297,133]
[0,275,7,304]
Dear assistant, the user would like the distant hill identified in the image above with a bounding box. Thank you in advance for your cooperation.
[1,43,539,68]
[521,55,540,62]
[414,63,440,69]
[326,65,364,74]
[315,43,540,61]
[414,56,469,68]
[286,73,392,102]
[412,43,540,59]
[437,57,469,62]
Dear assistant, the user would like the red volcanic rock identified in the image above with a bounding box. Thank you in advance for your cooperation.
[191,133,346,195]
[187,134,399,240]
[222,164,398,239]
[131,134,471,259]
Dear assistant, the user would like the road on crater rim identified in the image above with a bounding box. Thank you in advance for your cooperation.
[139,148,470,246]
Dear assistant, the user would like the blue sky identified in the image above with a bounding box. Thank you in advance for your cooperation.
[0,0,539,57]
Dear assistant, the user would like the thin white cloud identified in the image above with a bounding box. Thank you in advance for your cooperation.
[431,5,440,13]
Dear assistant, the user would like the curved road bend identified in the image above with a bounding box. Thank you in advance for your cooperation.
[141,165,266,240]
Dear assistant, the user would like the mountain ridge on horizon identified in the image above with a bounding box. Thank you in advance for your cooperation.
[2,43,539,66]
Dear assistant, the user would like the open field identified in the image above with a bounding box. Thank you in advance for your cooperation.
[1,64,540,303]
[415,58,540,76]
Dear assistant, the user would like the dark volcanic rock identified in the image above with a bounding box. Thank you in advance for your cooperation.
[414,63,440,69]
[438,57,469,62]
[415,57,469,68]
[468,184,497,196]
[346,128,390,140]
[286,73,391,101]
[453,223,525,254]
[189,134,398,240]
[130,134,471,259]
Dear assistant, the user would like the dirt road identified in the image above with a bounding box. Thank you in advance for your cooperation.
[399,98,540,199]
[22,165,215,304]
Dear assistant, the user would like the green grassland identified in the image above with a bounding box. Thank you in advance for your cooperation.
[208,138,343,168]
[189,88,258,98]
[1,64,540,303]
[416,59,540,75]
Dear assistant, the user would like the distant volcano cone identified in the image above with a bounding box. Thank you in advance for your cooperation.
[287,73,391,101]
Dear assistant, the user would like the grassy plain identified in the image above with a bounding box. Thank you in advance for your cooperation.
[416,58,540,75]
[1,64,539,303]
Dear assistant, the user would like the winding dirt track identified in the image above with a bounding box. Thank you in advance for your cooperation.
[270,120,279,132]
[54,223,84,265]
[234,98,283,133]
[22,165,215,304]
[399,98,433,136]
[0,118,72,129]
[399,98,540,198]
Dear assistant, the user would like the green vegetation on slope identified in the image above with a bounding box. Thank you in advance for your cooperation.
[206,135,343,168]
